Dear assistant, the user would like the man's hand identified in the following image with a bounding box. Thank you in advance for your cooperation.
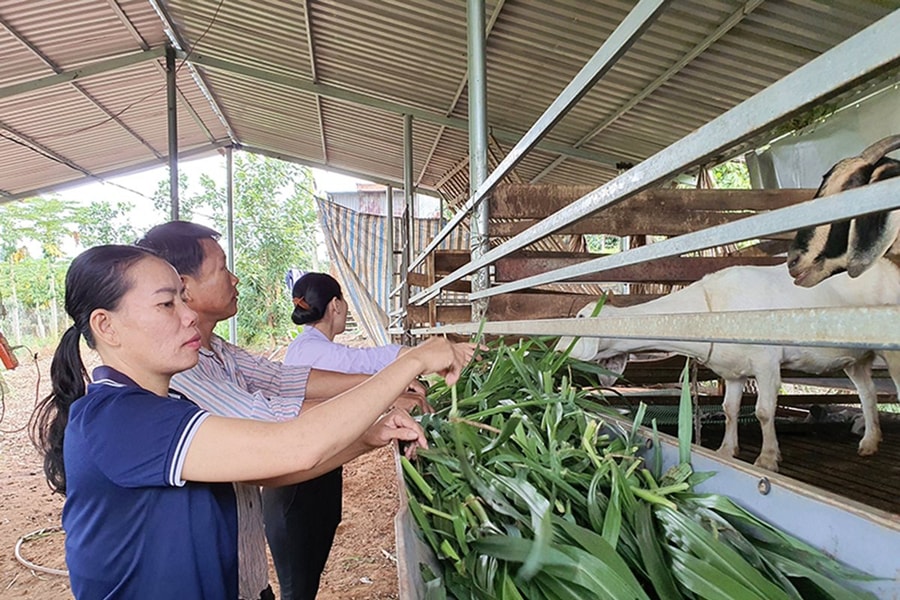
[410,338,477,386]
[361,408,428,458]
[407,378,428,397]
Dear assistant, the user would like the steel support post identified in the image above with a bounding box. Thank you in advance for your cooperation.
[468,0,489,322]
[386,183,395,316]
[409,0,670,273]
[226,146,237,344]
[165,44,179,219]
[401,115,414,344]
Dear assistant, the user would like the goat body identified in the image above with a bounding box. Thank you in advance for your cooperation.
[556,260,900,472]
[787,135,900,287]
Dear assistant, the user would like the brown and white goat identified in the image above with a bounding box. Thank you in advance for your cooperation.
[787,134,900,287]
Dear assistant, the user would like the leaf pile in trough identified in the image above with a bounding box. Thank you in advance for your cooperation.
[403,337,876,600]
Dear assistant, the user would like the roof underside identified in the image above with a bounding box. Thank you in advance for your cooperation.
[1,0,898,204]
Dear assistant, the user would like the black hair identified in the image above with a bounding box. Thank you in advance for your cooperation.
[291,272,343,325]
[29,245,157,494]
[135,220,221,277]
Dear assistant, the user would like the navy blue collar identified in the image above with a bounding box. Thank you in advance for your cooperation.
[92,365,141,388]
[91,366,186,400]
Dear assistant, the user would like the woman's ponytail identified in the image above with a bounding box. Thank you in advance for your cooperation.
[30,325,88,494]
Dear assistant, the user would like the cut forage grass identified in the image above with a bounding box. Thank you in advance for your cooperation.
[404,338,877,599]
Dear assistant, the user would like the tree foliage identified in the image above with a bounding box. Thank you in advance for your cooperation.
[1,154,321,349]
[220,154,319,347]
[710,160,751,189]
[73,198,139,246]
[0,196,78,343]
[155,153,321,348]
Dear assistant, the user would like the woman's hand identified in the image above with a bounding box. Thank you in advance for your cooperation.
[410,338,476,385]
[361,408,428,458]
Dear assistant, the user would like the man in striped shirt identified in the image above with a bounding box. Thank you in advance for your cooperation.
[137,221,387,600]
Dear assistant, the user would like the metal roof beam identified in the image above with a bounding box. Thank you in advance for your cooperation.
[409,9,900,304]
[239,144,441,198]
[3,14,154,142]
[0,47,165,101]
[416,0,507,187]
[107,0,217,145]
[182,51,621,168]
[0,122,96,180]
[301,0,328,165]
[0,141,230,204]
[148,0,239,144]
[531,0,765,183]
[409,0,671,272]
[1,14,163,157]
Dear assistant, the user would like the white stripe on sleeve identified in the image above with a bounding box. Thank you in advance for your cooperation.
[169,411,210,486]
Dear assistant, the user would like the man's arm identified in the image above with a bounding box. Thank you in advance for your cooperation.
[172,362,304,421]
[304,368,370,398]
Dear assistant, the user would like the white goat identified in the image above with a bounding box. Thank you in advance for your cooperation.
[556,260,900,472]
[787,134,900,287]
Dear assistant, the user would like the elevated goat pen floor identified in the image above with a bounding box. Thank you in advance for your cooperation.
[652,417,900,516]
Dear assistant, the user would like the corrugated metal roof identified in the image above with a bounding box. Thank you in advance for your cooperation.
[0,0,898,203]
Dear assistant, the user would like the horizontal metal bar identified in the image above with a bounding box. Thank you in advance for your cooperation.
[0,141,230,203]
[184,52,617,168]
[413,306,900,350]
[468,176,900,299]
[0,47,166,100]
[408,0,670,271]
[240,144,441,195]
[409,10,900,304]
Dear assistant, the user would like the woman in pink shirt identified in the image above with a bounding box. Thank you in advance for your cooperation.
[265,272,425,600]
[284,273,405,373]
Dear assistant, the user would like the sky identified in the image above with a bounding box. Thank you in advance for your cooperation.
[43,153,369,260]
[53,153,370,222]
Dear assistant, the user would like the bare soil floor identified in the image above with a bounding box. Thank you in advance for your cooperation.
[0,337,400,599]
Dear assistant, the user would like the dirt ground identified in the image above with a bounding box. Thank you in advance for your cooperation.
[0,336,400,599]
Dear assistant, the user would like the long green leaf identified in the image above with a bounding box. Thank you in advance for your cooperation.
[633,502,684,599]
[677,358,693,465]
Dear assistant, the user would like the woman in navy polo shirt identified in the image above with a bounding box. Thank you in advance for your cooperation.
[30,245,473,599]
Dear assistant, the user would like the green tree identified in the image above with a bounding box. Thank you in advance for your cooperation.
[711,160,751,189]
[158,153,321,348]
[73,198,139,246]
[0,196,77,343]
[151,171,208,221]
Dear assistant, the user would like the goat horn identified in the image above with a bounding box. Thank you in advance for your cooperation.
[860,134,900,163]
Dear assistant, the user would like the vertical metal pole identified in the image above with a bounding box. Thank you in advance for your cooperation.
[468,0,490,322]
[226,146,237,344]
[401,114,414,344]
[386,184,394,315]
[166,44,179,220]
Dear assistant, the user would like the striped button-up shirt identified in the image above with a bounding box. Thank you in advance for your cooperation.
[171,334,311,600]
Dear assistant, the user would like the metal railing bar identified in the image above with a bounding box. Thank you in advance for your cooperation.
[469,177,900,299]
[412,306,900,351]
[407,0,671,271]
[409,10,900,304]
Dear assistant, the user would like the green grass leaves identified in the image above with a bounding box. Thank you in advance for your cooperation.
[406,338,875,599]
